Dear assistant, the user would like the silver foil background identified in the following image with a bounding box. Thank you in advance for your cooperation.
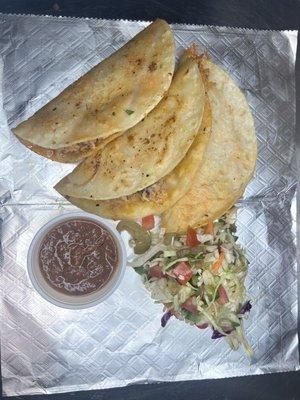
[0,13,298,397]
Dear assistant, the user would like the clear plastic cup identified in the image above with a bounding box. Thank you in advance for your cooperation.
[27,211,127,309]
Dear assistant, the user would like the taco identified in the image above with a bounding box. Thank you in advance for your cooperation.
[63,97,211,218]
[161,52,257,232]
[14,19,175,161]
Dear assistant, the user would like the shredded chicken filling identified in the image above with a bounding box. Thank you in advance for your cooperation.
[139,181,168,204]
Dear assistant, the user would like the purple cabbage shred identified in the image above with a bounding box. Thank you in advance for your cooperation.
[161,311,172,327]
[211,329,233,339]
[211,330,225,339]
[240,300,252,314]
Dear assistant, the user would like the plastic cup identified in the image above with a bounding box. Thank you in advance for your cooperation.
[27,211,127,309]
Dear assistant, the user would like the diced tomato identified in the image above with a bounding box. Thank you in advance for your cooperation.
[186,226,200,247]
[141,215,155,230]
[173,261,193,285]
[182,296,197,314]
[217,285,229,305]
[149,265,165,279]
[197,323,209,329]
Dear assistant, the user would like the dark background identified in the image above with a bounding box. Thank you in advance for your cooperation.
[0,1,299,399]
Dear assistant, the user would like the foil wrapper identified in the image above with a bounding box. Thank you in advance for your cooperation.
[0,13,298,397]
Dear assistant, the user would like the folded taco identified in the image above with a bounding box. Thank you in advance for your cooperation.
[162,50,257,232]
[14,19,175,162]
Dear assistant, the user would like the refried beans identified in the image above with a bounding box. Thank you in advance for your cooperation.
[38,218,119,295]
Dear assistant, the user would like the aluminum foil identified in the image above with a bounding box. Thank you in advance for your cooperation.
[0,13,298,397]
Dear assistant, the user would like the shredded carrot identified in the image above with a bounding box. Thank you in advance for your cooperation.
[211,251,225,274]
[204,219,214,235]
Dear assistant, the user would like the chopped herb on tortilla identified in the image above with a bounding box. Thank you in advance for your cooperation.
[125,109,135,115]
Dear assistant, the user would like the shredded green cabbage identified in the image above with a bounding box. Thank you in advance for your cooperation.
[130,207,253,357]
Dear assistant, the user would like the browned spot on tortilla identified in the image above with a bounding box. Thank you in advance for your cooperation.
[148,62,157,72]
[164,114,176,126]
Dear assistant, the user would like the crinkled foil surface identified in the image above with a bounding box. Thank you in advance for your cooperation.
[0,13,298,397]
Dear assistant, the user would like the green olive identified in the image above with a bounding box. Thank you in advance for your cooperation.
[117,220,151,254]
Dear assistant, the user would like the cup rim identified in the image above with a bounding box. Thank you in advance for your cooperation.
[27,211,127,309]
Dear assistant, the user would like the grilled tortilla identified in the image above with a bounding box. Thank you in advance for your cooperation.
[161,54,257,233]
[13,19,175,154]
[55,56,205,200]
[63,97,211,218]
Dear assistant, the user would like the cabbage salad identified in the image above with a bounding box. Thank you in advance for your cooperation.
[119,208,253,357]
